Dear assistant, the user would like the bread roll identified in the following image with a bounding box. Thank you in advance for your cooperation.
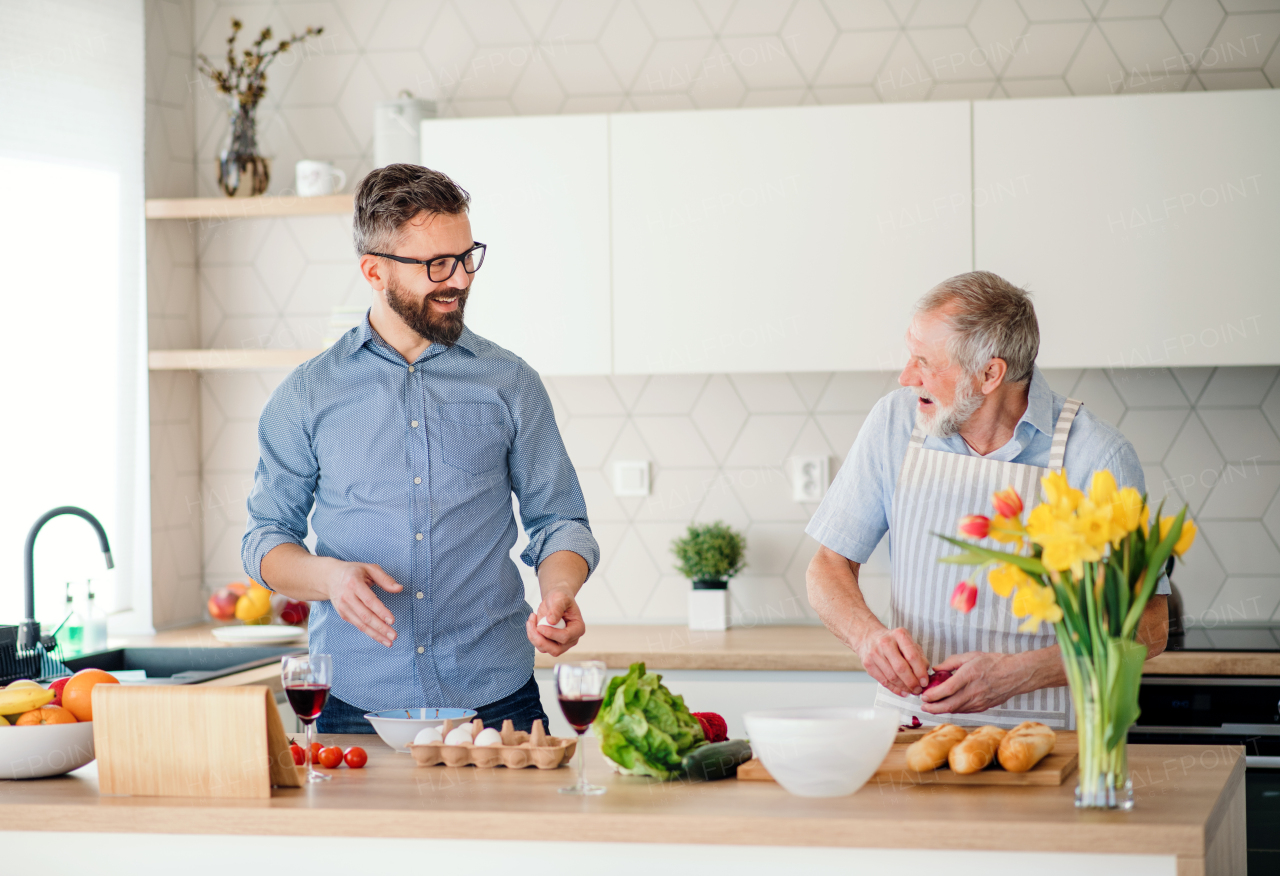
[905,724,967,771]
[997,721,1056,772]
[948,725,1008,774]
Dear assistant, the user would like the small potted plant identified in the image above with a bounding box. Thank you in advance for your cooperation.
[671,521,746,631]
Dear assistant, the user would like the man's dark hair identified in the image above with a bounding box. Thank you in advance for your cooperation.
[352,164,471,255]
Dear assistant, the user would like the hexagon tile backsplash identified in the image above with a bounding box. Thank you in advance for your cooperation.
[146,0,1280,628]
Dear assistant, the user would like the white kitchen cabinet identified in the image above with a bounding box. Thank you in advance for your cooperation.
[421,114,611,375]
[975,90,1280,369]
[610,102,973,374]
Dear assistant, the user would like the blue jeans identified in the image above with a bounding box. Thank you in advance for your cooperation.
[315,674,549,735]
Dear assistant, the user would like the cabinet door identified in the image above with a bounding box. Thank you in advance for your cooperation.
[421,115,610,375]
[610,102,973,374]
[975,90,1280,368]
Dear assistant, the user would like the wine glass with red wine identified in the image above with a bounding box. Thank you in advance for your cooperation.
[282,653,332,783]
[554,660,607,796]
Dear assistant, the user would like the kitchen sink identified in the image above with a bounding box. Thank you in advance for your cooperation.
[61,646,306,684]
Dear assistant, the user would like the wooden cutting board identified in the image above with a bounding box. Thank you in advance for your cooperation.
[738,730,1077,787]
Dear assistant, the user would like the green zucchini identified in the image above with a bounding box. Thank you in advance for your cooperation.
[680,739,753,781]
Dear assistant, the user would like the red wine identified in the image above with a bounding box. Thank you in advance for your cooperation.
[285,684,330,722]
[558,695,603,732]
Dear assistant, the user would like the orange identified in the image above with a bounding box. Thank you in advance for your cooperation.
[15,705,78,725]
[62,668,119,722]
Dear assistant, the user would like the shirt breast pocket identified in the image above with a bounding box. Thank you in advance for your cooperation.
[436,402,509,476]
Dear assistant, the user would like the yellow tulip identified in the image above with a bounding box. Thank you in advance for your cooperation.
[1159,516,1198,557]
[1011,582,1063,633]
[1041,469,1083,513]
[1088,470,1118,506]
[1111,487,1145,538]
[988,563,1032,598]
[989,514,1026,546]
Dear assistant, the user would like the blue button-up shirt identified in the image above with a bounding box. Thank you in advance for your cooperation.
[242,314,599,711]
[807,367,1169,595]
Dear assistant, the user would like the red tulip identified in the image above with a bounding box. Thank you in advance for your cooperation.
[991,487,1024,519]
[958,514,990,539]
[951,581,977,613]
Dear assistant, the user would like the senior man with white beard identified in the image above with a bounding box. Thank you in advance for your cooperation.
[805,272,1169,728]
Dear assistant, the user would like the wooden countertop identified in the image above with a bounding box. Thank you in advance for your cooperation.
[117,623,1280,676]
[0,734,1245,873]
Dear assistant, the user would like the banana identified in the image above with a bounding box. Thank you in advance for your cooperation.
[0,686,55,716]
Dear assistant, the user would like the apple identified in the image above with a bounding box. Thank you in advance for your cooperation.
[48,676,71,707]
[207,588,239,621]
[280,599,309,626]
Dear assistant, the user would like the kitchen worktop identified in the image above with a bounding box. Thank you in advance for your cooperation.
[0,733,1245,874]
[127,622,1280,677]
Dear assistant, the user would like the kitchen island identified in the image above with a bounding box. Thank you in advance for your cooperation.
[0,732,1245,876]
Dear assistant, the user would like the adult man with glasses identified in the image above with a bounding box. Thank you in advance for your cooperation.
[242,164,598,733]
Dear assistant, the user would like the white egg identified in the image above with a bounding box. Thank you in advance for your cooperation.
[412,727,443,745]
[445,725,475,746]
[537,616,566,630]
[473,728,503,747]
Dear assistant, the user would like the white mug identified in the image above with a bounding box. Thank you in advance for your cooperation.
[295,160,346,197]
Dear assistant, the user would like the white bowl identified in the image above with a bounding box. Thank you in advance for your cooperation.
[0,721,96,779]
[744,707,899,797]
[210,625,306,645]
[363,708,477,753]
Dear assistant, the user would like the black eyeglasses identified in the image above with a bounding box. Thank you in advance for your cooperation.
[368,242,486,282]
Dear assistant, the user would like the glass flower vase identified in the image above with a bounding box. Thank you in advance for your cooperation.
[1065,651,1134,810]
[218,99,269,198]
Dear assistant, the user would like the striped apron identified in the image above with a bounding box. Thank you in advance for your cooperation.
[872,398,1083,729]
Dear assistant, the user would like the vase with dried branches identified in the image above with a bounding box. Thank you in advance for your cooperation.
[197,18,324,197]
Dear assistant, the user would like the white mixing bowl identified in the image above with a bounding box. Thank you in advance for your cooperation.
[744,707,899,797]
[364,708,477,752]
[0,720,96,779]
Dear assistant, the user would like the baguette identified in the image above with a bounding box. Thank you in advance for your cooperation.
[996,721,1056,772]
[948,725,1008,774]
[905,724,967,772]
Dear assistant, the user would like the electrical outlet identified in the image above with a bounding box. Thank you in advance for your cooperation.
[790,456,829,502]
[613,460,651,497]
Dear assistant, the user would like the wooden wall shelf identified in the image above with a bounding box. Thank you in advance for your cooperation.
[145,193,353,220]
[149,349,322,371]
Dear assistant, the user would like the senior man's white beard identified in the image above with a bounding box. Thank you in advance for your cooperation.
[914,379,984,439]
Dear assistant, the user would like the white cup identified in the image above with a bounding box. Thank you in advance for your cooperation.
[295,160,346,197]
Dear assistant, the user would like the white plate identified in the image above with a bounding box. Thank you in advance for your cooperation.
[210,625,306,645]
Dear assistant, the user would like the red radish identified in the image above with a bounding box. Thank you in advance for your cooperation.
[692,712,728,743]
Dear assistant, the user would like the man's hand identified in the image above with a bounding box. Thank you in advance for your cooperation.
[919,651,1029,714]
[857,627,930,697]
[526,588,585,657]
[325,561,403,647]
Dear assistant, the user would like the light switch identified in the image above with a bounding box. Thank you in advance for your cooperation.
[791,456,829,502]
[613,460,651,497]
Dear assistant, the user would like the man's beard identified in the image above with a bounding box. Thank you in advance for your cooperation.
[915,378,984,439]
[385,274,468,347]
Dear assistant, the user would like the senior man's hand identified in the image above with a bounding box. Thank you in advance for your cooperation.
[857,627,931,697]
[527,588,586,657]
[919,651,1029,714]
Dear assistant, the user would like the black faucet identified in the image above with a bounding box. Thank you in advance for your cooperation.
[20,506,114,650]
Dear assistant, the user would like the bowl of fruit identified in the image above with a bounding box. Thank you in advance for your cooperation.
[0,669,119,779]
[207,580,309,645]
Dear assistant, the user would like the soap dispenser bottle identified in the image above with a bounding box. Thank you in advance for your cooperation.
[84,580,109,654]
[57,582,85,658]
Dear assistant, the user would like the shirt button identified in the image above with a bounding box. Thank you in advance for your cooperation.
[416,591,424,599]
[417,646,424,654]
[414,477,421,485]
[411,420,418,428]
[416,532,423,540]
[408,365,415,373]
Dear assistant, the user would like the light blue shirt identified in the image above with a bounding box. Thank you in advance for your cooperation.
[807,368,1168,595]
[242,314,599,711]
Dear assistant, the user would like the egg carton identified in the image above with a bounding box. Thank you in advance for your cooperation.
[408,718,577,769]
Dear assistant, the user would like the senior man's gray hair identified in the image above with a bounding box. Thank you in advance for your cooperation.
[916,271,1039,384]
